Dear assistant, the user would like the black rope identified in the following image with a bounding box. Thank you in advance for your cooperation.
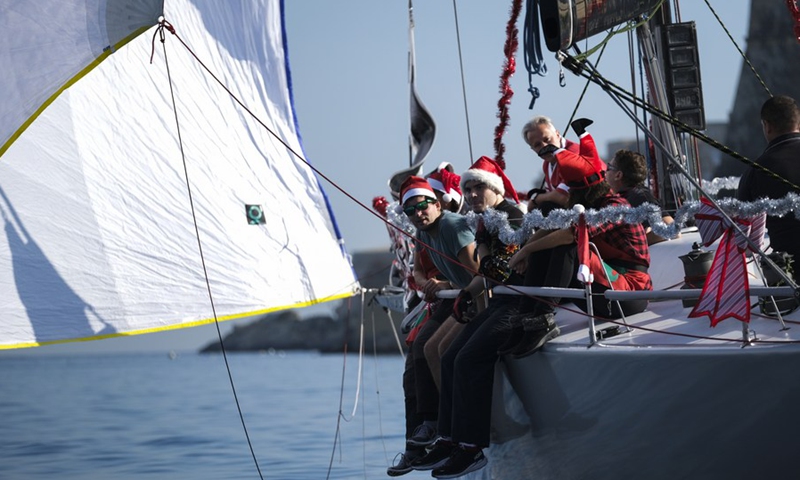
[702,0,772,97]
[154,20,264,480]
[563,42,610,134]
[522,0,547,109]
[369,307,392,466]
[560,51,800,193]
[326,296,352,478]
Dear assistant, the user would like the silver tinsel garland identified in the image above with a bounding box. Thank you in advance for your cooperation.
[472,193,800,246]
[702,176,740,195]
[387,200,416,236]
[385,190,800,247]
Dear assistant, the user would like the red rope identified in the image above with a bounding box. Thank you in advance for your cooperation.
[493,0,523,170]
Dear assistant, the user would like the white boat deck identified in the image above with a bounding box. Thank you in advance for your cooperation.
[494,229,800,349]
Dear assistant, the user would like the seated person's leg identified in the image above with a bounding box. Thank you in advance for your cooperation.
[424,316,461,392]
[503,244,577,357]
[408,298,453,447]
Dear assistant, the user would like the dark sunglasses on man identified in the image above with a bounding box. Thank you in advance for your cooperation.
[403,198,436,216]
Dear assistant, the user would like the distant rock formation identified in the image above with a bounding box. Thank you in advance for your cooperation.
[200,249,407,354]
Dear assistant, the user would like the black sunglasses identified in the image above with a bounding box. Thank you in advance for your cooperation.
[403,198,436,215]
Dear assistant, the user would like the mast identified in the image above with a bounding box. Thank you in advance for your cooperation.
[387,0,436,198]
[640,4,705,212]
[407,0,436,169]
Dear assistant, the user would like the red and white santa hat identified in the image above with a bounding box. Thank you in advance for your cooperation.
[399,175,438,205]
[459,156,520,204]
[553,133,606,190]
[426,162,463,206]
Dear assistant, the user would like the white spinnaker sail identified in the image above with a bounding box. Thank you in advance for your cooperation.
[0,0,359,348]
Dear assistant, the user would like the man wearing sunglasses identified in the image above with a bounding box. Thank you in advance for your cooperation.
[412,157,526,478]
[388,175,477,477]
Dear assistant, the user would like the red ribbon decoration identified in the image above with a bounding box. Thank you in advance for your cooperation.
[688,198,766,326]
[493,0,523,169]
[788,0,800,43]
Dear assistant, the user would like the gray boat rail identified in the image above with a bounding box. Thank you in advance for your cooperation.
[490,285,797,301]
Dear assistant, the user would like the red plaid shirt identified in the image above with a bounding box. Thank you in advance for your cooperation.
[585,194,650,269]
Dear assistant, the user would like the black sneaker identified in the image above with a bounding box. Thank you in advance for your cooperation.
[407,423,437,447]
[431,446,488,478]
[387,449,423,476]
[409,439,453,471]
[511,313,559,359]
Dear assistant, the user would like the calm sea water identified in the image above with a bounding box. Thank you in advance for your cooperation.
[0,351,408,479]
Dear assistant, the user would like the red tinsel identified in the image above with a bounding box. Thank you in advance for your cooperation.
[788,0,800,43]
[493,0,523,170]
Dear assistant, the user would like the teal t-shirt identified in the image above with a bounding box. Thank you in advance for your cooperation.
[416,211,475,289]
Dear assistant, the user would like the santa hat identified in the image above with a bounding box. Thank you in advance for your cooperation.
[426,163,463,206]
[399,175,438,205]
[460,156,520,204]
[553,133,606,190]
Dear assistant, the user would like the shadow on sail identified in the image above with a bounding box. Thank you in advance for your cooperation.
[0,186,116,343]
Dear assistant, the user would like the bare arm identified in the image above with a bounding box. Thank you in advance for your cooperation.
[462,243,489,296]
[413,251,451,302]
[457,242,479,279]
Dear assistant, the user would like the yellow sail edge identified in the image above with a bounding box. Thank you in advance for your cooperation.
[0,290,357,350]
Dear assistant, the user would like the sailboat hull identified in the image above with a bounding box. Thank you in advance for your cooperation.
[476,230,800,478]
[486,344,800,479]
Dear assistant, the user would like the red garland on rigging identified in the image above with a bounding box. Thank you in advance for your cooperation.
[493,0,523,170]
[788,0,800,43]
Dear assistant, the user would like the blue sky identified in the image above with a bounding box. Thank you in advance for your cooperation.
[285,0,750,254]
[14,0,751,355]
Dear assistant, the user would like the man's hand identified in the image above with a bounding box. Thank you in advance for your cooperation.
[421,278,450,302]
[509,245,530,275]
[452,290,474,323]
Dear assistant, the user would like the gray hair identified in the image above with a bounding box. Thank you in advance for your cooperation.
[521,115,556,141]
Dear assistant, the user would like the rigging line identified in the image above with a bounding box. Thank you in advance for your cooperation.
[450,0,474,163]
[160,24,428,262]
[336,292,367,425]
[637,30,656,194]
[361,352,367,480]
[384,308,407,358]
[341,289,367,421]
[542,297,764,345]
[369,308,393,466]
[563,53,800,193]
[522,0,547,109]
[154,22,264,480]
[563,41,610,133]
[628,28,642,153]
[569,57,797,286]
[327,296,353,479]
[702,0,772,97]
[572,0,664,63]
